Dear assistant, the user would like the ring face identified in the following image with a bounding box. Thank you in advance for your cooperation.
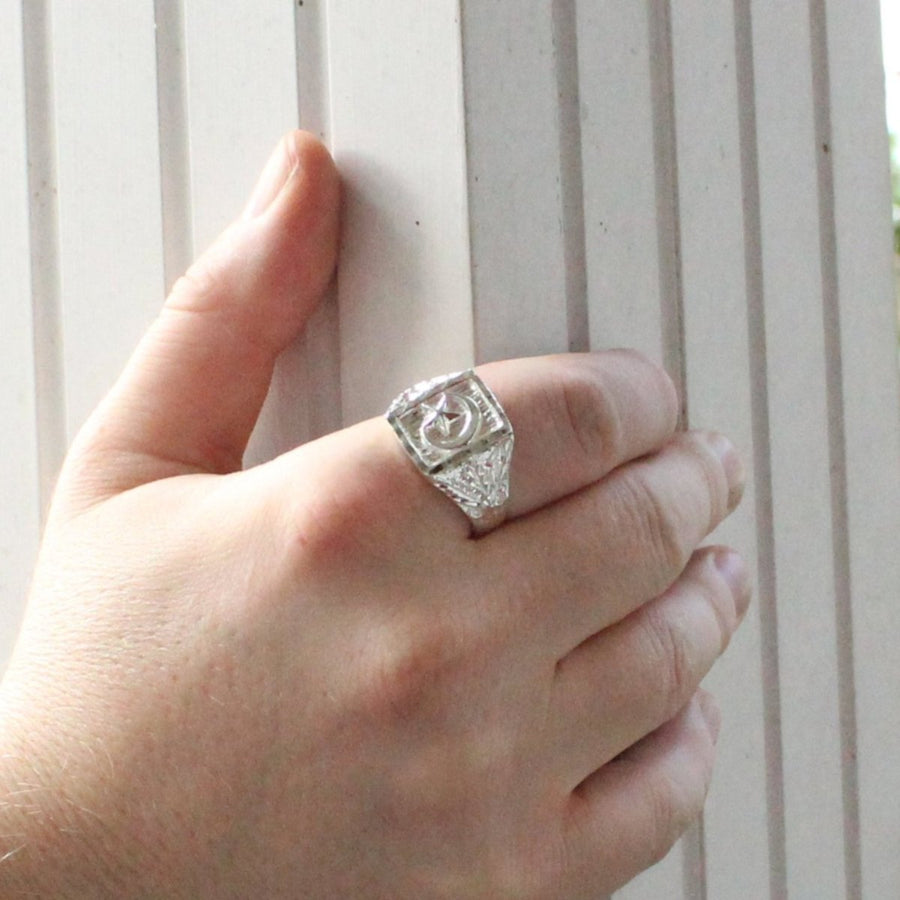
[386,370,514,529]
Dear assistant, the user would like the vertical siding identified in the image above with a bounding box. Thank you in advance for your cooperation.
[578,1,672,365]
[52,2,166,439]
[289,0,343,449]
[183,0,299,253]
[575,0,689,891]
[460,0,573,361]
[179,0,306,463]
[0,1,40,667]
[671,3,772,896]
[751,3,847,893]
[329,0,474,424]
[2,1,898,896]
[823,0,900,894]
[154,0,193,294]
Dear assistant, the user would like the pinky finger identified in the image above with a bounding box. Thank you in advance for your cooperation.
[561,691,720,898]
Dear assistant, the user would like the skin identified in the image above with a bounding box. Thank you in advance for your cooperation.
[0,131,750,899]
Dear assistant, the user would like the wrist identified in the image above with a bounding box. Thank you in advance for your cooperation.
[0,691,122,898]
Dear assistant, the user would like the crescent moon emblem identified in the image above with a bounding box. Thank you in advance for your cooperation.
[420,391,481,450]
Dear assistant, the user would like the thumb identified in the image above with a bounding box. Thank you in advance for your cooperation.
[63,130,340,507]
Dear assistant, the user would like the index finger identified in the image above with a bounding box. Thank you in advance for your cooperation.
[479,350,679,522]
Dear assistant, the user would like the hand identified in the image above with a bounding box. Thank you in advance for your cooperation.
[0,131,749,899]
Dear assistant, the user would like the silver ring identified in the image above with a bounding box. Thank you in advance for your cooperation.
[386,370,514,535]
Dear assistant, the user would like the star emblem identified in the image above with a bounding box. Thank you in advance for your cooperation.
[420,391,479,450]
[422,394,463,437]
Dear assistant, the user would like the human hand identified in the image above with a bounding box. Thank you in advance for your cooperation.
[0,131,749,899]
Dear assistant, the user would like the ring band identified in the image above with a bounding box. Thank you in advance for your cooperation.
[386,370,514,535]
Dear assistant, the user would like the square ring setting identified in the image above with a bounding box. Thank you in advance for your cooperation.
[386,370,514,526]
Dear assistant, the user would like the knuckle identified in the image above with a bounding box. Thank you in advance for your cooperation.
[697,553,741,652]
[555,363,627,466]
[619,471,691,576]
[359,614,466,723]
[167,256,226,315]
[621,348,678,395]
[643,781,680,867]
[639,713,716,869]
[280,490,368,578]
[641,606,696,717]
[641,760,708,869]
[279,446,430,576]
[290,488,380,568]
[642,771,693,868]
[685,433,731,527]
[610,349,680,427]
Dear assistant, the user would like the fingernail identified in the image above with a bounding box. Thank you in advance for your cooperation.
[243,137,297,219]
[706,432,746,512]
[697,692,722,744]
[714,547,753,618]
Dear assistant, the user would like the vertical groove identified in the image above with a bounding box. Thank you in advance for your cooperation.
[294,0,343,437]
[452,0,476,368]
[551,0,589,353]
[807,2,861,896]
[732,1,788,896]
[647,2,697,896]
[154,0,193,291]
[459,0,484,365]
[647,0,688,428]
[681,819,706,900]
[22,0,66,522]
[294,0,333,144]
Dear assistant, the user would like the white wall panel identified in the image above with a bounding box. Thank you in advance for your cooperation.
[461,0,574,361]
[52,1,166,440]
[577,0,688,900]
[578,1,670,366]
[0,2,40,667]
[752,1,846,894]
[578,4,687,896]
[180,0,320,464]
[823,0,900,894]
[672,3,772,896]
[21,0,68,520]
[290,0,343,448]
[1,1,898,896]
[328,0,474,424]
[183,0,299,253]
[154,0,192,293]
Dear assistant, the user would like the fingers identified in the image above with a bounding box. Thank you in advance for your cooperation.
[267,350,681,549]
[477,351,679,520]
[562,692,720,896]
[484,430,746,657]
[244,350,682,569]
[548,546,750,790]
[65,131,340,503]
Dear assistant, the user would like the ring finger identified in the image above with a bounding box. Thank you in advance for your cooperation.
[476,349,679,521]
[268,350,682,546]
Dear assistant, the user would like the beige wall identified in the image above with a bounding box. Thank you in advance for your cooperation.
[2,1,899,897]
